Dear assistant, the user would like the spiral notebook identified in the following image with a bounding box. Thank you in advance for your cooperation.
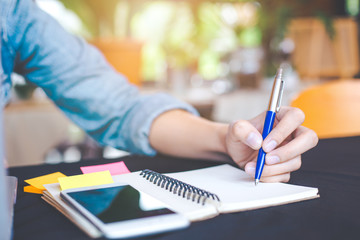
[113,164,319,221]
[43,164,319,237]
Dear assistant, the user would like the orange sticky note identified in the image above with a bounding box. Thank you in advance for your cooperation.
[24,185,43,194]
[80,161,130,175]
[58,171,114,191]
[25,172,66,190]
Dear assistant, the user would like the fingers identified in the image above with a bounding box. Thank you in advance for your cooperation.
[262,107,305,153]
[240,106,318,183]
[265,126,318,165]
[260,173,291,183]
[229,120,263,150]
[245,156,301,183]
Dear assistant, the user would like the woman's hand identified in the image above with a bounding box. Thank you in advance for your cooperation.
[149,107,317,183]
[225,106,318,183]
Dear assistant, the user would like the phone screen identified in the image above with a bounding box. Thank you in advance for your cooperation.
[66,185,174,224]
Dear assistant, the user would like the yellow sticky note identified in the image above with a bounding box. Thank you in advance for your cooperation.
[24,185,43,194]
[25,172,66,190]
[58,171,114,191]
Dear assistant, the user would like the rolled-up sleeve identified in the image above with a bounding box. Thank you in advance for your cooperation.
[5,0,198,155]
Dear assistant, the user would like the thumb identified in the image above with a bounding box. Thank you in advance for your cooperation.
[229,120,263,150]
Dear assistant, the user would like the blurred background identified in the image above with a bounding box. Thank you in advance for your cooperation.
[5,0,360,166]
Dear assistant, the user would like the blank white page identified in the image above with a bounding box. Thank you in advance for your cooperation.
[166,164,319,213]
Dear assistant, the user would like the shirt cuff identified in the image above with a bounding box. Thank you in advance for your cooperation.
[127,93,199,156]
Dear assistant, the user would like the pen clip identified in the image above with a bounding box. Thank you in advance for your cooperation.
[276,79,285,112]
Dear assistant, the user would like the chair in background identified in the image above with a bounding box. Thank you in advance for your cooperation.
[291,80,360,139]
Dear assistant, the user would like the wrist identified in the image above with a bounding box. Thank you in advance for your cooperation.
[213,122,229,154]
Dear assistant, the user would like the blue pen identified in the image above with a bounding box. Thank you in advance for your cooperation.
[255,68,285,186]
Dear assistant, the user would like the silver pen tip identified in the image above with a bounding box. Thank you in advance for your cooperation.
[255,179,259,186]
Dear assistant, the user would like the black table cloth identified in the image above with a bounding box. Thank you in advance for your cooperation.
[9,136,360,240]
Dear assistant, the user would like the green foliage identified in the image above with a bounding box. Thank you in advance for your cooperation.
[132,2,235,80]
[253,0,336,76]
[58,0,120,37]
[346,0,360,16]
[315,11,335,40]
[237,27,262,47]
[58,0,337,80]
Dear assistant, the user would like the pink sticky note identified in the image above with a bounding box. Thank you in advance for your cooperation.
[80,161,130,176]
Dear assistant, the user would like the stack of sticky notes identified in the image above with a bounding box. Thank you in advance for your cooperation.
[24,161,131,194]
[58,171,114,191]
[80,161,130,175]
[24,172,67,194]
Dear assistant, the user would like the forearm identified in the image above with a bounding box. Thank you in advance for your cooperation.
[8,0,201,155]
[149,110,230,161]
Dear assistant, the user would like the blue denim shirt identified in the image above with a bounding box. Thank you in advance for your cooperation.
[0,0,198,155]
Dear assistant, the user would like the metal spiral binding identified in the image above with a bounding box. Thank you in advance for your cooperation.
[140,169,220,205]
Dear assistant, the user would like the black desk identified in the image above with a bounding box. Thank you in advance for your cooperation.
[9,136,360,240]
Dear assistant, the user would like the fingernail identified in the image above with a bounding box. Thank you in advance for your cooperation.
[246,132,262,149]
[245,163,256,175]
[266,155,280,165]
[264,140,277,152]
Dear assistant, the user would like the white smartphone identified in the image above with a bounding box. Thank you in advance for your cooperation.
[60,183,189,239]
